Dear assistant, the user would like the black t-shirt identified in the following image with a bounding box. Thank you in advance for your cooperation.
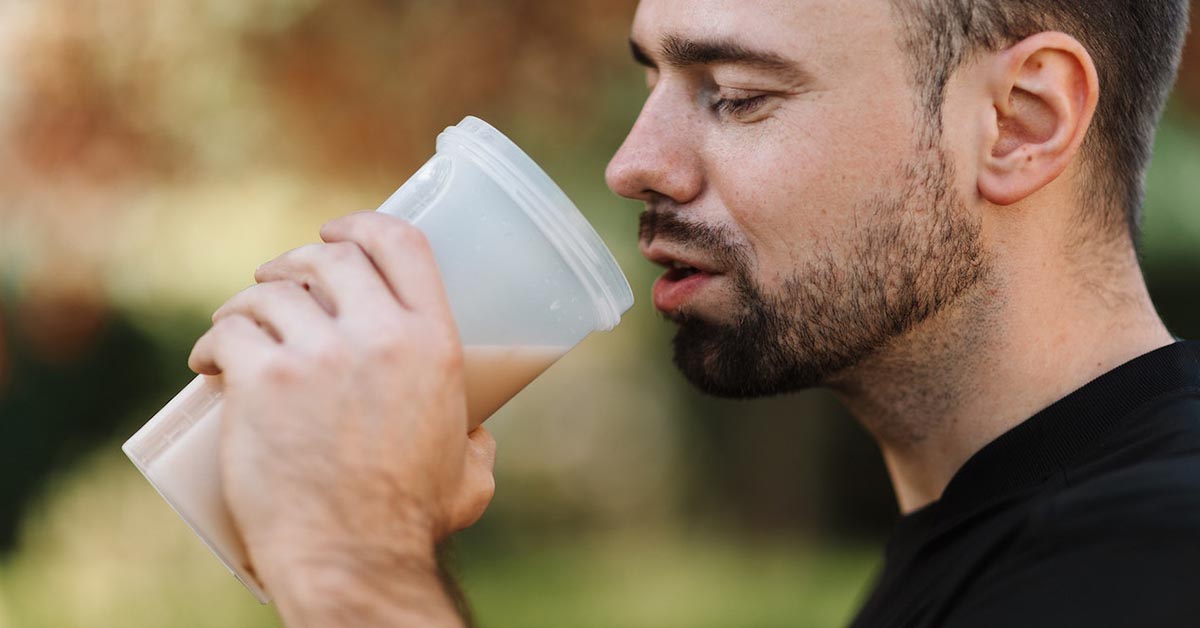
[850,341,1200,628]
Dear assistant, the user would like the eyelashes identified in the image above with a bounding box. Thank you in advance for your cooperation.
[712,94,770,119]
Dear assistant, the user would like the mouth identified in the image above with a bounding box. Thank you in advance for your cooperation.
[643,250,723,313]
[663,260,703,281]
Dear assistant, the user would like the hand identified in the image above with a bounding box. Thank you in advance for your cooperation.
[188,212,495,623]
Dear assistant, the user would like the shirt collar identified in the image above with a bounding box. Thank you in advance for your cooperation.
[894,340,1200,542]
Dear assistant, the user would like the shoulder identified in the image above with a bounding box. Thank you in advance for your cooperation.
[1022,392,1200,544]
[942,394,1200,627]
[1045,391,1200,532]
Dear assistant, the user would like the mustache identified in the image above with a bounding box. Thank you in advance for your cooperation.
[638,208,747,270]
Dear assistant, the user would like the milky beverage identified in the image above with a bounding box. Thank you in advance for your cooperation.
[461,345,565,430]
[127,344,565,601]
[125,116,636,605]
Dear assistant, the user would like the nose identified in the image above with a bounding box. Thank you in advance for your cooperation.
[605,91,703,205]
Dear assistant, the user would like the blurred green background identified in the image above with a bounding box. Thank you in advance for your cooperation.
[0,2,1196,627]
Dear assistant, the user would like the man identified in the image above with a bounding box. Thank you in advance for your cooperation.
[188,0,1199,626]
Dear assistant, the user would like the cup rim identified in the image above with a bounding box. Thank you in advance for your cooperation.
[437,117,634,331]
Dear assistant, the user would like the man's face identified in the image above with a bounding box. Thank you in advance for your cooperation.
[606,0,989,397]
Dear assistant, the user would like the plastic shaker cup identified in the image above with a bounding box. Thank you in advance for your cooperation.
[122,116,635,603]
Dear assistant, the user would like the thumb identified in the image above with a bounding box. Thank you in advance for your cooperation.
[442,427,497,538]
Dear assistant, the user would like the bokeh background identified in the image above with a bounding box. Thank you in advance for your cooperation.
[0,2,1196,627]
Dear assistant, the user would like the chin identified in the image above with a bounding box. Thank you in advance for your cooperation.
[669,315,826,399]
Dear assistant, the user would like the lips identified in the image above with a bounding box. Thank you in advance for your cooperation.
[653,269,716,312]
[643,246,722,313]
[641,245,720,275]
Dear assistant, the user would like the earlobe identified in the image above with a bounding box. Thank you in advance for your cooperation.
[978,32,1099,207]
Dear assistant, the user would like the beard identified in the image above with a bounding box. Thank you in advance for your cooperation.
[646,146,989,398]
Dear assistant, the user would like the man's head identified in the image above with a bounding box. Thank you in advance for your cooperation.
[606,0,1189,398]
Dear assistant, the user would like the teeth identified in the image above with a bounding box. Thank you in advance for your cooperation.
[671,261,693,270]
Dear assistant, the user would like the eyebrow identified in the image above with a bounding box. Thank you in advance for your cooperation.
[630,34,806,79]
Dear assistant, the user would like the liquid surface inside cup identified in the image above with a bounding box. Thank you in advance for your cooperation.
[462,345,566,431]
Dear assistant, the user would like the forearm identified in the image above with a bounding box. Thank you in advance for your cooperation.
[265,539,468,628]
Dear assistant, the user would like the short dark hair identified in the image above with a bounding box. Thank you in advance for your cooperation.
[889,0,1191,242]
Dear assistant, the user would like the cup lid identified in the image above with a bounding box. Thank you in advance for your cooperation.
[438,117,634,330]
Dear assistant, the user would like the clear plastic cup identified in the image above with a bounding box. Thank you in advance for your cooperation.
[122,116,634,603]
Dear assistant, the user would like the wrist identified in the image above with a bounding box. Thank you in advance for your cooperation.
[263,536,461,628]
[256,521,438,590]
[243,494,441,579]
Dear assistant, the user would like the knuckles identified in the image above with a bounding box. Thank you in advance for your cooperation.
[244,338,344,386]
[364,329,411,362]
[290,242,357,283]
[214,222,464,385]
[328,213,432,259]
[415,322,464,374]
[212,312,254,334]
[306,333,352,370]
[360,314,462,370]
[323,241,362,265]
[215,280,306,322]
[363,220,436,266]
[258,241,367,284]
[386,221,432,256]
[239,338,347,389]
[252,353,306,387]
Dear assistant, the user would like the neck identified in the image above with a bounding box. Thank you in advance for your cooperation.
[827,235,1174,514]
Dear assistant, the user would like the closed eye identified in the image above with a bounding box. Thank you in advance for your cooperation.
[713,94,770,118]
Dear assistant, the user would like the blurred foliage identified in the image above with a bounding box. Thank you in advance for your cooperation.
[0,1,1197,627]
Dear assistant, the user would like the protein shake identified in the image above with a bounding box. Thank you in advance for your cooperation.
[124,116,634,603]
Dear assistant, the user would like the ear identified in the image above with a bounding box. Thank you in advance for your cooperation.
[978,32,1099,207]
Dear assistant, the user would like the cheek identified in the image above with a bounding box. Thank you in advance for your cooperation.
[705,103,913,287]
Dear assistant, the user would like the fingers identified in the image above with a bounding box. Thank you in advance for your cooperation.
[255,241,399,319]
[212,281,333,346]
[189,314,276,376]
[319,212,454,319]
